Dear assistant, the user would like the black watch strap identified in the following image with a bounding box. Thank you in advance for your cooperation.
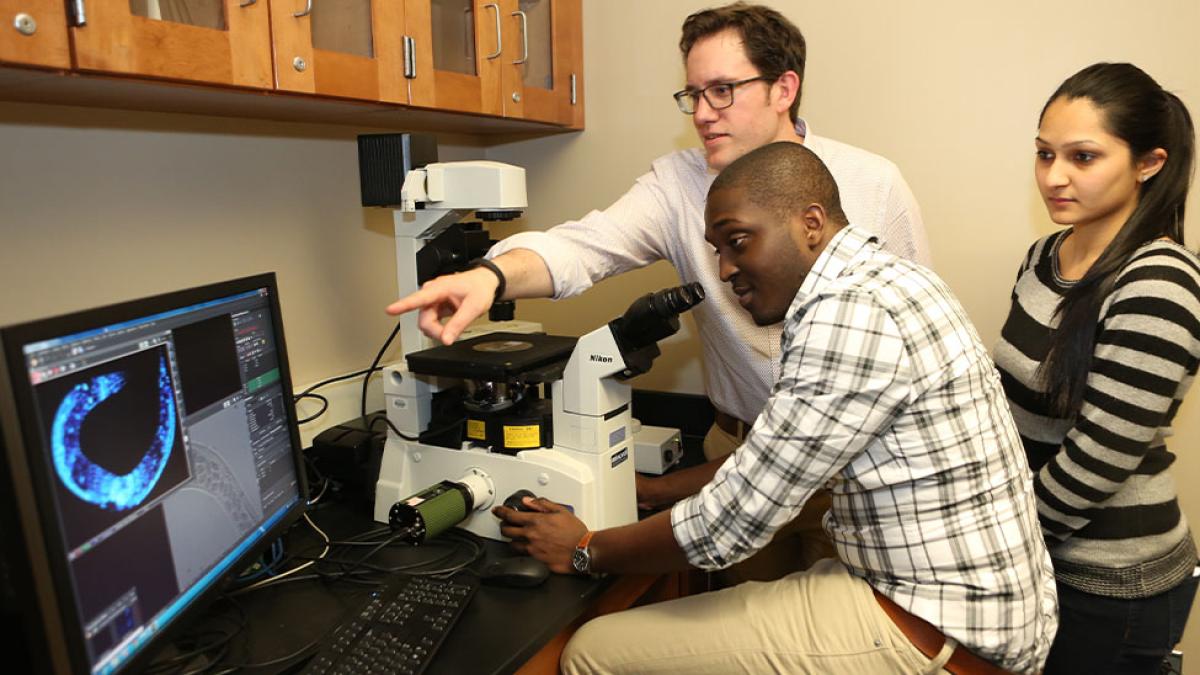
[470,258,506,302]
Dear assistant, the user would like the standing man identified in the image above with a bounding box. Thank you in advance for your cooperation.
[494,142,1058,674]
[388,3,931,578]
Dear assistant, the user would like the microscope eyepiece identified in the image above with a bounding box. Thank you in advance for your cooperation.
[610,282,706,359]
[646,282,705,317]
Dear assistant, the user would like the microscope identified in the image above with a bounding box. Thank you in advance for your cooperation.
[357,134,703,542]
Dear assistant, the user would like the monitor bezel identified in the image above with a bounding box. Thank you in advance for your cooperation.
[0,273,309,674]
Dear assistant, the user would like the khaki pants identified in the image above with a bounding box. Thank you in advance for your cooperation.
[703,422,836,584]
[561,558,955,674]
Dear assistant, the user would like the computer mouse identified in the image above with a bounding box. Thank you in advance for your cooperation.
[481,556,550,588]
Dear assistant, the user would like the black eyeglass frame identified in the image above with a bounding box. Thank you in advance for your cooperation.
[672,76,774,114]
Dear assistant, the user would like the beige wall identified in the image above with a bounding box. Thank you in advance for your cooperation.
[2,0,1200,663]
[0,105,486,384]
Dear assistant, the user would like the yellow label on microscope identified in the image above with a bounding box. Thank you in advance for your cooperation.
[503,424,541,449]
[466,419,487,440]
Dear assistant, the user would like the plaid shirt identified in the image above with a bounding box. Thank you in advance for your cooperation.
[671,226,1058,673]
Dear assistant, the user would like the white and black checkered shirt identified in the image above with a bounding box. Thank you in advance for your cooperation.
[671,226,1058,673]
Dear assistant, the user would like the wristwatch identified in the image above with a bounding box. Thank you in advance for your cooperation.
[571,531,596,575]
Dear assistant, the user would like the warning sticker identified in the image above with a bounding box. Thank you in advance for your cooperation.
[503,424,541,449]
[467,419,487,440]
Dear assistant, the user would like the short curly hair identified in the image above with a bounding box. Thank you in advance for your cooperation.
[679,3,807,122]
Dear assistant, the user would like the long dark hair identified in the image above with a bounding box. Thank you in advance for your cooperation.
[1038,63,1195,416]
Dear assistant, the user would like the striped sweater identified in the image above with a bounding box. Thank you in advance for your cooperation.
[994,229,1200,598]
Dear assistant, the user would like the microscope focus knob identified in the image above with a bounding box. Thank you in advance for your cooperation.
[503,489,538,512]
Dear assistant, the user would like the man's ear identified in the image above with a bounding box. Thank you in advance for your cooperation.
[773,71,800,115]
[791,204,826,247]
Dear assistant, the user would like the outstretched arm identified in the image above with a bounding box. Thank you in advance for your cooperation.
[386,248,554,345]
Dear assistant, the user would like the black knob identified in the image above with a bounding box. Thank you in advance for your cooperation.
[503,489,538,512]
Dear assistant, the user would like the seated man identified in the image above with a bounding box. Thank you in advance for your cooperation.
[493,142,1058,674]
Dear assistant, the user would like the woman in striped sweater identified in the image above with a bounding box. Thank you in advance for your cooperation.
[994,62,1198,674]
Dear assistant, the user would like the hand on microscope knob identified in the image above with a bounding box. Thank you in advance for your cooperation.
[503,489,539,512]
[493,497,586,575]
[385,266,499,345]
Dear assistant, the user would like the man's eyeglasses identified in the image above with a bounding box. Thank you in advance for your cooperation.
[672,76,773,114]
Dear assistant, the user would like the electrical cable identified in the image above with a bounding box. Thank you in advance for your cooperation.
[302,453,329,506]
[306,477,330,506]
[233,538,288,584]
[293,392,329,424]
[366,411,466,445]
[230,513,330,595]
[194,524,483,673]
[282,526,483,585]
[292,366,383,426]
[202,596,328,673]
[361,320,410,438]
[176,643,232,675]
[299,367,378,397]
[142,597,246,675]
[296,320,466,439]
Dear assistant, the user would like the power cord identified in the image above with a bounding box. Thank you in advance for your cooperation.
[293,367,378,427]
[142,596,246,675]
[166,518,483,674]
[295,319,468,443]
[230,513,330,595]
[360,320,413,439]
[293,392,328,425]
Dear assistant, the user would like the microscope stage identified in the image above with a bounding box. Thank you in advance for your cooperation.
[406,332,578,381]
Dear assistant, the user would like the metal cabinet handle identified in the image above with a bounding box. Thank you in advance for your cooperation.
[71,0,86,27]
[403,35,417,79]
[239,0,256,7]
[293,0,312,18]
[511,10,528,64]
[484,3,501,59]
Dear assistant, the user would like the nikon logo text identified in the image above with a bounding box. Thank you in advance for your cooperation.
[590,354,613,363]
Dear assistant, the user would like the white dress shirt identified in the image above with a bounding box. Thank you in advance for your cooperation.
[489,122,930,422]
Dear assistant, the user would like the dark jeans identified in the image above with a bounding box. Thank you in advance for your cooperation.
[1045,572,1199,675]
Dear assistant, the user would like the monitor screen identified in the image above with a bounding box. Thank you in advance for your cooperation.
[0,274,307,674]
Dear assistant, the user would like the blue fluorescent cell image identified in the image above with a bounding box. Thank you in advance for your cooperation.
[36,344,191,550]
[51,356,176,511]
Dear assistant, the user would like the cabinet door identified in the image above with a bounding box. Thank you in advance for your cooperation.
[269,0,406,102]
[405,0,501,116]
[501,0,581,127]
[1,0,71,68]
[70,0,272,88]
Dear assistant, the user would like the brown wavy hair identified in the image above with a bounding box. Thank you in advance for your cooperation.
[679,3,807,123]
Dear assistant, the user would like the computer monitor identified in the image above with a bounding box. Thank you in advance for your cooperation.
[0,274,308,674]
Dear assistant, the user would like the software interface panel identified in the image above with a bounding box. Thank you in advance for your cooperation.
[20,288,301,673]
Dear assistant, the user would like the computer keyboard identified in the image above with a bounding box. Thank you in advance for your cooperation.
[300,573,479,675]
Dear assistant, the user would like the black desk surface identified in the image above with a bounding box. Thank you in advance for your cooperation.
[215,500,614,675]
[158,391,710,674]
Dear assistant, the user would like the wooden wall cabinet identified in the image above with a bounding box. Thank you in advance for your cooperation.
[405,0,582,127]
[269,0,407,103]
[1,0,71,68]
[70,0,274,89]
[500,0,582,127]
[0,0,583,133]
